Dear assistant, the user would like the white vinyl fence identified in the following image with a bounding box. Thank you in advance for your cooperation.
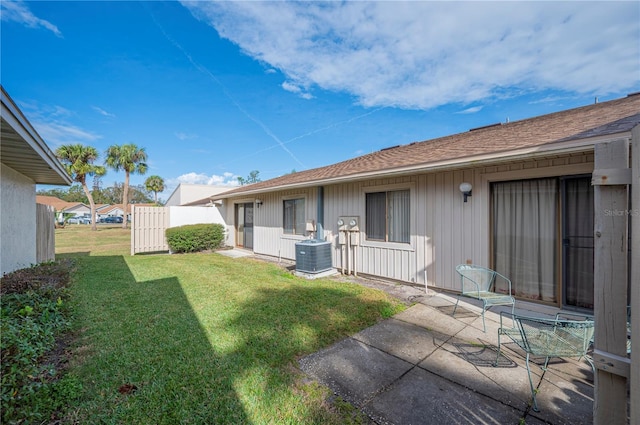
[131,205,226,255]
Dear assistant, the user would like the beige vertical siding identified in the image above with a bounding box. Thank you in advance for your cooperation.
[36,203,55,263]
[222,192,318,258]
[225,152,595,291]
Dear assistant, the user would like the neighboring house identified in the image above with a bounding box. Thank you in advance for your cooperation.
[165,183,233,206]
[98,203,155,222]
[35,195,75,213]
[35,195,90,218]
[98,204,126,221]
[215,93,640,311]
[1,86,72,275]
[64,202,90,217]
[95,204,111,219]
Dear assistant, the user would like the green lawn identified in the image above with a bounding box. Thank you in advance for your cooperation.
[58,226,405,424]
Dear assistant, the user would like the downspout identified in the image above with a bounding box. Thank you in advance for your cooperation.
[317,186,324,240]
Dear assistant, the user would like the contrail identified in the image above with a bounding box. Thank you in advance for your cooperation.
[149,9,306,168]
[218,107,385,167]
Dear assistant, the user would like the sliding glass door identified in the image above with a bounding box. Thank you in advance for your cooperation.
[493,178,558,302]
[492,176,595,309]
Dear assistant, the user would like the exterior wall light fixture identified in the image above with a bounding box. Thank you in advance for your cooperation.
[459,182,472,203]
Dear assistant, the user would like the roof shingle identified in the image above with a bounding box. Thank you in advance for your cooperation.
[221,94,640,197]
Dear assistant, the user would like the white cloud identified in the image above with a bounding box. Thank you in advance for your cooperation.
[175,131,197,141]
[33,121,101,146]
[282,81,302,94]
[92,106,115,117]
[18,100,101,146]
[457,106,483,114]
[173,172,240,187]
[282,81,313,99]
[182,1,639,110]
[1,1,62,37]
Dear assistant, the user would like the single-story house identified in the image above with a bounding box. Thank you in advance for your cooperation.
[1,85,72,275]
[35,195,76,213]
[97,204,126,221]
[215,93,640,311]
[98,203,155,222]
[35,196,112,223]
[165,183,233,207]
[35,195,91,217]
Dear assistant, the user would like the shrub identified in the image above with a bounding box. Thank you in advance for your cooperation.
[165,223,225,253]
[0,261,77,423]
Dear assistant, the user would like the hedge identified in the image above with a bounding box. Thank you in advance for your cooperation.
[165,223,225,253]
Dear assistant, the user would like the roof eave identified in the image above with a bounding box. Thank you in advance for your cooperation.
[1,86,73,186]
[215,131,631,199]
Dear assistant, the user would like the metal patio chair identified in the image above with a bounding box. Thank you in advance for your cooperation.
[453,264,515,332]
[493,311,595,412]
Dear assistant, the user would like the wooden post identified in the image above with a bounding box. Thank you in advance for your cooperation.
[593,139,630,425]
[631,125,639,425]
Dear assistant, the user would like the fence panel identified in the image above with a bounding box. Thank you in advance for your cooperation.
[131,205,226,255]
[131,206,170,255]
[36,203,55,263]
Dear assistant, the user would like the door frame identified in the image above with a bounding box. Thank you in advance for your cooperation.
[235,202,254,250]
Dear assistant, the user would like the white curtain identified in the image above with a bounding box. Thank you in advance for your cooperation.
[294,199,306,235]
[388,190,410,243]
[493,179,557,302]
[283,201,294,234]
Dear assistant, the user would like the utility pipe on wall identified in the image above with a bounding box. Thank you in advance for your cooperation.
[317,186,324,239]
[353,243,358,277]
[346,230,351,275]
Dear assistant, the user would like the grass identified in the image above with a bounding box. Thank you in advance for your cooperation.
[57,226,405,423]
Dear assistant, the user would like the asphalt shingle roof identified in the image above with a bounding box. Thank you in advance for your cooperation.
[221,94,640,197]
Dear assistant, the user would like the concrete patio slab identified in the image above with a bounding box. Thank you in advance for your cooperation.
[299,337,413,407]
[530,370,594,425]
[363,366,525,425]
[394,303,467,336]
[298,294,601,425]
[352,318,446,364]
[418,336,532,410]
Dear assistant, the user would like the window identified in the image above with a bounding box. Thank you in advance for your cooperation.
[366,190,410,243]
[283,198,305,235]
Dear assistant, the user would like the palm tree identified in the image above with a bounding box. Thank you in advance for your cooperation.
[55,144,106,231]
[144,175,165,204]
[105,144,147,228]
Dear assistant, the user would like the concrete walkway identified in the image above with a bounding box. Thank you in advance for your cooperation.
[215,248,254,259]
[299,290,595,425]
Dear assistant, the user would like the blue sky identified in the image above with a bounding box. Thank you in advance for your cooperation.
[2,1,639,201]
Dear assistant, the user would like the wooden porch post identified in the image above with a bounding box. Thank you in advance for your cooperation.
[631,125,639,425]
[592,139,631,424]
